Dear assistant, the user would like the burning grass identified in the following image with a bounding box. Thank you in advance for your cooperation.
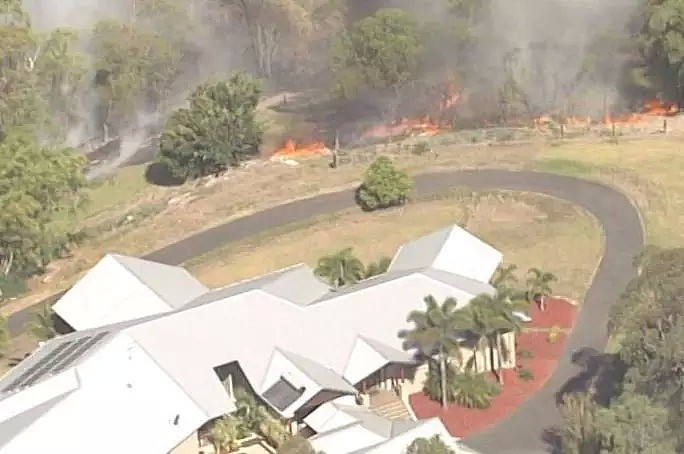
[186,191,602,304]
[4,114,682,322]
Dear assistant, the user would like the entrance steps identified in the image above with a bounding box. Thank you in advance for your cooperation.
[369,389,412,421]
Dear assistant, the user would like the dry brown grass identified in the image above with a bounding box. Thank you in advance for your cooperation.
[0,333,38,376]
[3,132,680,318]
[187,191,603,303]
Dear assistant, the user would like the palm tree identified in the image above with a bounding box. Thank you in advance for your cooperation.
[364,256,392,279]
[400,295,470,407]
[27,304,57,341]
[491,263,519,289]
[459,300,493,373]
[210,415,241,453]
[277,435,318,454]
[314,248,365,289]
[525,268,558,312]
[470,287,526,385]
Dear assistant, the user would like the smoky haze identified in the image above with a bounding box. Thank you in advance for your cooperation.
[381,0,642,119]
[21,0,645,165]
[23,0,250,177]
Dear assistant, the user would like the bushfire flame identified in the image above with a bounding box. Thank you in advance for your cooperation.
[362,116,449,141]
[271,139,328,160]
[535,99,679,130]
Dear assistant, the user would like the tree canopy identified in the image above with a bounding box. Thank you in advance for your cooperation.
[356,157,413,211]
[561,247,684,453]
[157,72,264,180]
[0,132,86,279]
[331,8,422,99]
[406,435,455,454]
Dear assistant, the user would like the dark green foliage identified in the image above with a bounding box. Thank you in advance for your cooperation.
[425,360,458,403]
[0,274,27,300]
[425,361,500,408]
[157,72,264,180]
[314,248,365,289]
[517,367,534,381]
[276,435,317,454]
[519,349,534,359]
[27,304,57,341]
[364,256,392,278]
[331,8,422,98]
[406,435,456,454]
[356,157,413,211]
[0,133,87,277]
[561,247,684,453]
[596,393,676,453]
[402,295,471,407]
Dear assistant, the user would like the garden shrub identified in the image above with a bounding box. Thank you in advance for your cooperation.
[356,156,413,211]
[548,325,562,343]
[425,361,500,408]
[517,367,534,381]
[519,349,534,359]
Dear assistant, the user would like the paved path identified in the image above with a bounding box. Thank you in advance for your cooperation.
[7,170,643,453]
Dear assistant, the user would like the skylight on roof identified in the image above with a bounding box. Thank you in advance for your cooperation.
[262,376,305,411]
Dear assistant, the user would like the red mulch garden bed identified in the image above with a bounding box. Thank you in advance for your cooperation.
[409,322,573,437]
[527,297,577,329]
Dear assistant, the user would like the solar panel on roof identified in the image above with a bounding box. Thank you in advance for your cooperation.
[52,331,109,373]
[1,341,74,392]
[14,341,75,388]
[1,332,110,394]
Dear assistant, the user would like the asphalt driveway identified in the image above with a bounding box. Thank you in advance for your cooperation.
[6,170,644,453]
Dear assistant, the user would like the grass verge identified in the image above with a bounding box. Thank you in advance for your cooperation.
[187,190,603,303]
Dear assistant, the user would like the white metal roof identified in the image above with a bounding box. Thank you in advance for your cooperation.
[0,224,496,453]
[306,402,480,454]
[389,225,503,283]
[52,254,208,330]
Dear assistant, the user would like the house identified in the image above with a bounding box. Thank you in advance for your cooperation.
[304,397,481,453]
[0,225,510,454]
[52,254,209,330]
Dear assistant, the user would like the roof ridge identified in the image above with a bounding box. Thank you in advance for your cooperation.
[109,255,179,309]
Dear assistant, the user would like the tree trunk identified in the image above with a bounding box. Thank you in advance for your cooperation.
[495,332,504,386]
[439,351,448,408]
[471,344,479,373]
[2,249,13,276]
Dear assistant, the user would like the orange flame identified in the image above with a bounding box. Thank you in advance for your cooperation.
[271,139,328,160]
[641,99,678,116]
[362,116,449,140]
[535,99,679,130]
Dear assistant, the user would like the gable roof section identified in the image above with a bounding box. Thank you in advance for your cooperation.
[52,254,209,330]
[111,254,208,309]
[279,350,357,394]
[389,225,502,283]
[306,403,478,454]
[187,264,330,308]
[359,337,415,364]
[421,268,494,297]
[0,393,71,449]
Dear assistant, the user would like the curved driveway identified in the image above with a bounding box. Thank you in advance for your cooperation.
[8,170,643,453]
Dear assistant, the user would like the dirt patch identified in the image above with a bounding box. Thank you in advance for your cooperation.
[187,191,602,302]
[0,333,39,376]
